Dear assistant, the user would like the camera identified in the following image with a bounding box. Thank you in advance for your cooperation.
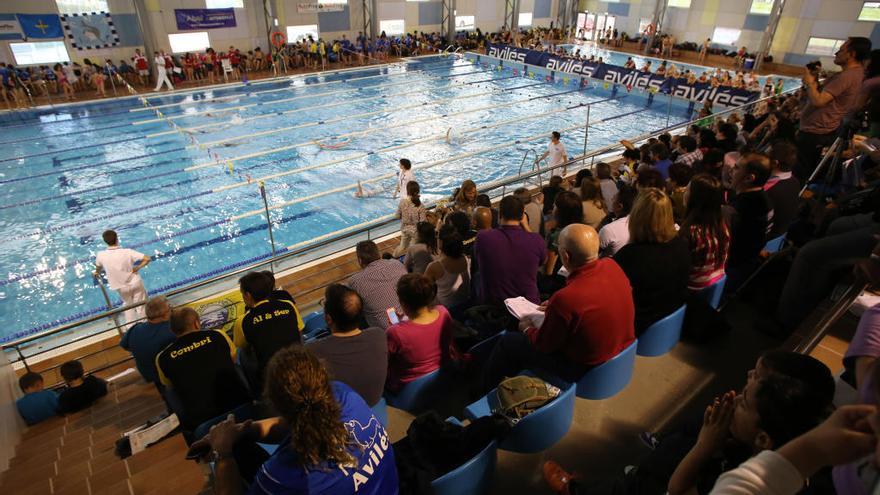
[806,60,822,73]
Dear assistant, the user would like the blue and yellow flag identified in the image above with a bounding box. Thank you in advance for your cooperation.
[17,14,63,39]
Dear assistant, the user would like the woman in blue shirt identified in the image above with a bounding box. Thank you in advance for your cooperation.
[196,346,399,494]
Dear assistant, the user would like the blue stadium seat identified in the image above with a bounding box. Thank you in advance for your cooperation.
[371,397,389,427]
[431,437,498,495]
[637,305,687,357]
[575,340,638,399]
[302,310,326,338]
[466,331,506,362]
[464,372,575,453]
[764,234,786,254]
[384,368,446,413]
[696,275,726,309]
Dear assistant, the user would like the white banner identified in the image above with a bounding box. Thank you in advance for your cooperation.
[0,18,22,40]
[297,3,345,13]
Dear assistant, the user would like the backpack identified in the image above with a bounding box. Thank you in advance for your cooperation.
[494,375,560,424]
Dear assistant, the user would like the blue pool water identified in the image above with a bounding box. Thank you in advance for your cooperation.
[0,54,694,342]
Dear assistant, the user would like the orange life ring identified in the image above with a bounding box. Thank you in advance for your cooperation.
[271,31,287,48]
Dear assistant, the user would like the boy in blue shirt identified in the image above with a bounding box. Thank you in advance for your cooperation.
[16,372,58,426]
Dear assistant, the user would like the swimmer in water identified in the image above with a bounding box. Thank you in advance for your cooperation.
[314,137,351,150]
[353,180,382,198]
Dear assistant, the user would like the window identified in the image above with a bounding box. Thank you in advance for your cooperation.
[749,0,774,14]
[54,0,109,14]
[205,0,243,7]
[667,0,692,7]
[455,15,475,30]
[10,41,70,66]
[168,31,211,54]
[805,37,845,57]
[712,27,741,46]
[379,19,405,36]
[519,12,533,27]
[638,18,652,34]
[859,2,880,21]
[286,24,318,43]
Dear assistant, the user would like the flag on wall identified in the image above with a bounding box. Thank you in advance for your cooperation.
[0,14,22,40]
[16,14,63,39]
[61,12,120,50]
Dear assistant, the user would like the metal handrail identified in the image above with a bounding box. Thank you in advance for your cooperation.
[1,83,798,358]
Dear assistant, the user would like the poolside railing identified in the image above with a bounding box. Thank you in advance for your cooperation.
[0,68,798,369]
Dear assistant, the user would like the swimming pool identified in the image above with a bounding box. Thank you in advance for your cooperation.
[0,53,694,342]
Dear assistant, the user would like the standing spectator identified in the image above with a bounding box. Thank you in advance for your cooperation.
[615,189,691,335]
[348,240,407,329]
[404,221,438,274]
[57,360,108,415]
[452,179,478,217]
[536,131,569,175]
[237,271,304,383]
[796,37,871,181]
[119,295,175,386]
[764,141,801,239]
[156,308,251,433]
[16,372,58,425]
[484,224,635,387]
[474,196,546,305]
[726,153,772,289]
[599,184,638,257]
[307,284,387,406]
[425,227,471,309]
[393,181,426,257]
[445,210,477,257]
[132,48,149,86]
[386,274,457,392]
[681,175,730,290]
[94,230,150,327]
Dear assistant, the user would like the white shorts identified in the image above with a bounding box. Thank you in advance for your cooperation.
[138,69,149,76]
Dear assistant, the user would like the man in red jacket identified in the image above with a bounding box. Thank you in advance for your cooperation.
[483,223,636,388]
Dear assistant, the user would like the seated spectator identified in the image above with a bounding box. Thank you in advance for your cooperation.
[764,140,801,239]
[307,284,387,406]
[596,162,618,212]
[580,177,609,229]
[120,295,175,386]
[16,372,58,425]
[726,153,772,289]
[843,303,880,392]
[348,240,407,329]
[542,175,566,216]
[650,142,673,180]
[599,184,638,257]
[667,162,694,222]
[615,188,691,334]
[515,187,543,234]
[404,221,439,274]
[484,224,635,387]
[674,135,703,167]
[261,270,295,303]
[474,196,546,305]
[386,274,457,392]
[682,174,730,290]
[716,122,740,153]
[636,168,665,190]
[425,227,471,309]
[57,360,108,414]
[195,346,398,493]
[237,271,304,382]
[544,191,584,276]
[157,307,251,433]
[473,206,494,232]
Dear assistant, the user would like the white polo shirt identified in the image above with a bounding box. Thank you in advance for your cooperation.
[547,141,567,167]
[599,216,630,257]
[398,168,415,194]
[96,247,145,290]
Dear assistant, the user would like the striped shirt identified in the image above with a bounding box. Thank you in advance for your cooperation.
[685,223,729,290]
[348,259,407,329]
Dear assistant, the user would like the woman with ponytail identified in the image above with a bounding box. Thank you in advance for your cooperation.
[393,180,426,258]
[196,345,399,494]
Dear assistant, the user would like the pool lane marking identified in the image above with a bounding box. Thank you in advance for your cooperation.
[0,107,647,287]
[130,58,471,113]
[133,67,491,126]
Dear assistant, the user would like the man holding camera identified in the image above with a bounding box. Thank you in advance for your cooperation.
[795,37,871,182]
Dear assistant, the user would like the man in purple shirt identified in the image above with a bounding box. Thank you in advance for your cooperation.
[474,195,546,305]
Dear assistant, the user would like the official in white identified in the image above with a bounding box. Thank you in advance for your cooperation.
[94,230,151,327]
[536,131,569,175]
[153,50,174,92]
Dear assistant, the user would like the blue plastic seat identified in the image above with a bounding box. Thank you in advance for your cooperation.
[371,397,389,427]
[764,234,786,254]
[696,275,726,310]
[464,372,576,453]
[302,310,325,338]
[637,305,686,357]
[575,340,638,399]
[431,438,498,495]
[384,368,445,413]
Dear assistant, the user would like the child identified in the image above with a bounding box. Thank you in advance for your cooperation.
[57,360,108,414]
[393,158,415,199]
[393,181,427,257]
[16,372,58,425]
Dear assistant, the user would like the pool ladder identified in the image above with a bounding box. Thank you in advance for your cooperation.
[502,148,545,197]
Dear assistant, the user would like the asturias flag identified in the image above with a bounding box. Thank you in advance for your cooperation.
[17,14,63,39]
